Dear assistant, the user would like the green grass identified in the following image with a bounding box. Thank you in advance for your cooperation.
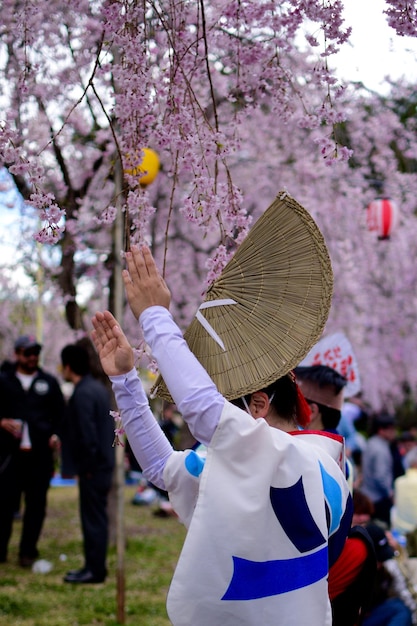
[0,484,186,625]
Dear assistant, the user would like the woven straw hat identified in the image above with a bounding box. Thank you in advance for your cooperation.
[152,191,333,401]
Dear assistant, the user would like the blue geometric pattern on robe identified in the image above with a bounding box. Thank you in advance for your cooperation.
[269,476,326,553]
[222,477,329,601]
[319,461,353,566]
[184,450,205,477]
[320,462,343,535]
[222,547,328,600]
[221,462,353,601]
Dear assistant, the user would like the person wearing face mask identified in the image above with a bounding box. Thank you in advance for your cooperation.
[0,336,65,567]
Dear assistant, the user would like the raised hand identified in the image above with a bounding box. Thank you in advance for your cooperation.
[91,311,134,376]
[123,245,171,320]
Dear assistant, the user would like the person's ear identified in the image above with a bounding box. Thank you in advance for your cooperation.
[249,391,270,418]
[309,402,320,421]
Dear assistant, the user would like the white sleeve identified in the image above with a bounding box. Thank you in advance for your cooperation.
[109,368,173,490]
[139,306,225,446]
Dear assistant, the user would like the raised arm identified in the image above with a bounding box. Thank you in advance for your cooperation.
[91,310,173,489]
[123,245,224,444]
[122,244,171,319]
[91,310,134,377]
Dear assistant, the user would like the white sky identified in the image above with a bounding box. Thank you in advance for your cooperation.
[334,0,417,90]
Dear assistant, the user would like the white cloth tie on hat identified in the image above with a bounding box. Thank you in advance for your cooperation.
[195,299,237,351]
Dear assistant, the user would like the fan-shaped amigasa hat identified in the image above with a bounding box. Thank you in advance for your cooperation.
[152,191,333,401]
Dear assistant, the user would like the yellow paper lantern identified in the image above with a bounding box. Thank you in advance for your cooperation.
[125,148,160,186]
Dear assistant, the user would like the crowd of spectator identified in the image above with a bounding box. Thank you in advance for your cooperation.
[2,333,417,626]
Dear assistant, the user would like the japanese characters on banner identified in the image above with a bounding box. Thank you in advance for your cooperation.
[299,332,361,398]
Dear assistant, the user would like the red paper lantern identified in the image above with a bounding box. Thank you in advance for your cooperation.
[366,198,398,240]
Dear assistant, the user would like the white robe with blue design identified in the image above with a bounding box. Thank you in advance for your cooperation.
[164,402,352,626]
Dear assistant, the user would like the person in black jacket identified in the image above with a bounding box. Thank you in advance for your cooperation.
[60,344,115,584]
[0,335,65,566]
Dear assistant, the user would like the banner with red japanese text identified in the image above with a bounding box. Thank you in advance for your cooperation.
[299,332,361,398]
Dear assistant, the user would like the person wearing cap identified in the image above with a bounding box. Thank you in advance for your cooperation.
[91,245,352,626]
[0,335,65,566]
[361,413,398,528]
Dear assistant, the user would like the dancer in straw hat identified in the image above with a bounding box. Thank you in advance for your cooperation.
[92,195,352,625]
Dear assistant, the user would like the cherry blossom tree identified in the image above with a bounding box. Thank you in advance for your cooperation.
[1,0,417,410]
